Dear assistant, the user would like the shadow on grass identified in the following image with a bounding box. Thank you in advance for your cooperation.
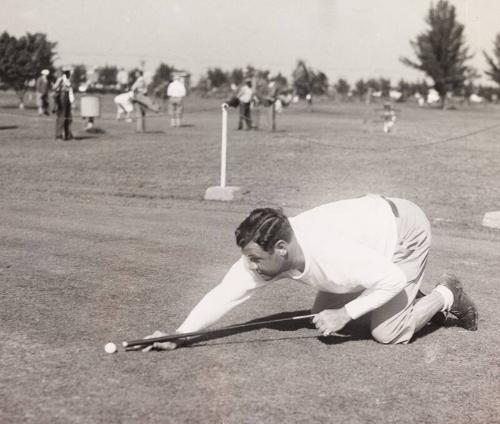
[73,134,100,141]
[0,104,37,110]
[129,309,458,352]
[410,316,463,343]
[179,309,459,349]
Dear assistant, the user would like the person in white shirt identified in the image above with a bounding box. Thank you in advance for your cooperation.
[167,75,187,127]
[143,194,478,351]
[237,80,253,130]
[113,91,134,122]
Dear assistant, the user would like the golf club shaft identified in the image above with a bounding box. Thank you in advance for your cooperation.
[122,313,316,348]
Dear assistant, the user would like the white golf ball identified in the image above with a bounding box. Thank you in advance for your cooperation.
[104,342,117,354]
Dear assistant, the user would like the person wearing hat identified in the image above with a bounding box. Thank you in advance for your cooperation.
[53,67,75,140]
[36,69,51,116]
[167,74,187,127]
[237,80,253,130]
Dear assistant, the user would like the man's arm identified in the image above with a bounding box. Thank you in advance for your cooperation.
[176,257,266,333]
[336,241,408,320]
[142,257,268,351]
[313,240,407,335]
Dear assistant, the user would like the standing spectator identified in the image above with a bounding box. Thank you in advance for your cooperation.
[36,69,50,116]
[131,70,147,132]
[53,67,74,140]
[131,70,159,132]
[167,75,187,127]
[237,80,253,130]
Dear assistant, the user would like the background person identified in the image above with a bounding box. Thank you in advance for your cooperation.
[131,70,159,132]
[237,80,253,130]
[167,75,187,127]
[131,70,148,132]
[36,69,51,116]
[143,194,478,351]
[53,67,74,140]
[382,102,397,133]
[114,91,134,122]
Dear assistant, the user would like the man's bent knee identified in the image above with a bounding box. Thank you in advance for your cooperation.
[371,326,411,345]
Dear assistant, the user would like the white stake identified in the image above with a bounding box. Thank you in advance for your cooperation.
[220,103,228,187]
[203,103,242,201]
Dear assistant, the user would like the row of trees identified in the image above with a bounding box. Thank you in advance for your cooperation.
[2,1,500,108]
[196,60,328,98]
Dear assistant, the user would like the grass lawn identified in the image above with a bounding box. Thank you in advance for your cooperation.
[1,91,499,423]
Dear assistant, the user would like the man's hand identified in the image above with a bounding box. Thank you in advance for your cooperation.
[141,330,180,352]
[312,308,351,337]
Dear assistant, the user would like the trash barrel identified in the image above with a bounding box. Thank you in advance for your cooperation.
[80,96,101,118]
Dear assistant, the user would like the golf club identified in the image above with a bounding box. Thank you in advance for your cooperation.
[122,313,316,348]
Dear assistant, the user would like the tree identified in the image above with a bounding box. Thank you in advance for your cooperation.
[292,60,312,98]
[311,71,329,95]
[206,67,228,89]
[153,63,175,87]
[484,33,500,87]
[71,64,87,90]
[292,60,329,97]
[335,78,351,99]
[411,80,430,97]
[270,72,288,88]
[400,0,474,108]
[378,78,391,97]
[366,78,381,93]
[353,79,368,98]
[0,31,57,108]
[397,79,412,99]
[229,68,244,86]
[97,65,118,87]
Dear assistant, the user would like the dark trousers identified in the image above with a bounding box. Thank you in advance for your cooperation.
[55,93,73,140]
[40,94,50,115]
[238,102,251,129]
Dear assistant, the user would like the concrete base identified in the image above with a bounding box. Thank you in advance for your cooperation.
[204,186,243,201]
[482,211,500,229]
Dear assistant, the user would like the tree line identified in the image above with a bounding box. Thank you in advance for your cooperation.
[2,0,500,108]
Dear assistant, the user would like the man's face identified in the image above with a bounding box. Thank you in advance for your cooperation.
[242,241,287,281]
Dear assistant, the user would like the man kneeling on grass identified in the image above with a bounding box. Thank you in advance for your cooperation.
[144,194,478,351]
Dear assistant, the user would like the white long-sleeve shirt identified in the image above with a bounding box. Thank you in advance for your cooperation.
[177,195,407,334]
[167,80,186,98]
[237,85,253,103]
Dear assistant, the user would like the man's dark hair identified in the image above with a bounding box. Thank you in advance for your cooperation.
[235,208,293,252]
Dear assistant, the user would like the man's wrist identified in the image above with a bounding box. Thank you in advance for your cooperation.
[342,305,356,321]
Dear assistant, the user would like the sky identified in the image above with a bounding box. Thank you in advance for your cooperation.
[2,0,500,85]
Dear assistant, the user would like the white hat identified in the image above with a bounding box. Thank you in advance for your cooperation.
[41,69,49,75]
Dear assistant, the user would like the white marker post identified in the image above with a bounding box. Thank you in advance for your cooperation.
[220,103,228,187]
[204,104,242,201]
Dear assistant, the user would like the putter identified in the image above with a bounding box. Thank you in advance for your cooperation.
[122,313,316,349]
